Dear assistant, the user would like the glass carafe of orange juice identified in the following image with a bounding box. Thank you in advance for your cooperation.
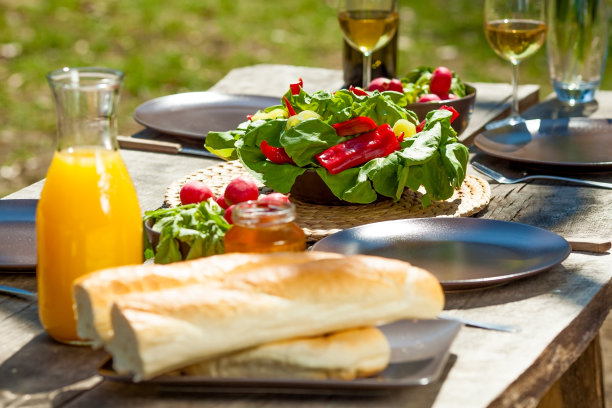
[37,67,142,345]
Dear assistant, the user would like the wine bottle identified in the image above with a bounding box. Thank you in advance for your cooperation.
[342,29,398,88]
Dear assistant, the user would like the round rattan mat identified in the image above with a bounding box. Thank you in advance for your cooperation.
[165,160,491,242]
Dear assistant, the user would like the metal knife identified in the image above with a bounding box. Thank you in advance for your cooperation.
[0,285,36,300]
[117,136,221,159]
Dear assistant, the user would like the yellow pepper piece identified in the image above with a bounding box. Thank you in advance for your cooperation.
[392,119,416,139]
[251,108,288,121]
[286,110,322,129]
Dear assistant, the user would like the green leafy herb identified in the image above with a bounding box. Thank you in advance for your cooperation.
[143,199,230,264]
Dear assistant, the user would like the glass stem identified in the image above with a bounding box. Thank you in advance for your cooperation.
[362,52,372,89]
[510,62,520,119]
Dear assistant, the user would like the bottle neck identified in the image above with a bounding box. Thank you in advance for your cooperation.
[232,201,296,228]
[47,67,123,151]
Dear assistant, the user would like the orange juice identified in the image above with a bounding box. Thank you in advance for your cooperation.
[36,147,142,344]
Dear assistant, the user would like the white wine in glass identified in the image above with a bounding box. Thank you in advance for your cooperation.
[338,0,398,89]
[484,0,546,128]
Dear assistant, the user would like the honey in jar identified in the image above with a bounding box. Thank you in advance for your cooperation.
[224,201,306,253]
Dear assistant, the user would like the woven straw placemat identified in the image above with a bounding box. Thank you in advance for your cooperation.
[165,161,491,242]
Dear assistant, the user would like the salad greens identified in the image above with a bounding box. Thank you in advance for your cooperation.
[205,85,469,207]
[401,66,467,103]
[143,199,230,264]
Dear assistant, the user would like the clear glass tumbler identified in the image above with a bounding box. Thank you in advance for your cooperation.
[547,0,609,105]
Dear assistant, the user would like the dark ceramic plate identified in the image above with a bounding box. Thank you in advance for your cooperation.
[133,92,279,140]
[98,319,461,393]
[474,118,612,169]
[311,218,571,291]
[0,199,37,271]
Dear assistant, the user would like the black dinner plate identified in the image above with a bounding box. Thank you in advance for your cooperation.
[474,118,612,170]
[133,92,279,141]
[99,318,461,393]
[0,199,37,271]
[311,218,571,291]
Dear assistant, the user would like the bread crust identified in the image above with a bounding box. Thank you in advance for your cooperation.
[101,253,443,380]
[73,251,343,346]
[177,327,390,380]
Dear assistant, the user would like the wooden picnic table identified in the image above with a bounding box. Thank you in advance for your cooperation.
[1,64,611,408]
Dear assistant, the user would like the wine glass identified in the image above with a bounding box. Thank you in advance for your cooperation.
[484,0,546,128]
[338,0,399,89]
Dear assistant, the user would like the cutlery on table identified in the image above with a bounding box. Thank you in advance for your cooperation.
[439,314,520,333]
[565,238,611,253]
[471,161,612,190]
[117,136,221,159]
[0,285,36,300]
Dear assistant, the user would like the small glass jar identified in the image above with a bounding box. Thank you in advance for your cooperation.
[224,201,306,253]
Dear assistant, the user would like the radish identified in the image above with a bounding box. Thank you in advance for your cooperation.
[430,66,453,97]
[387,78,404,93]
[418,93,442,103]
[223,204,236,224]
[224,176,259,205]
[258,192,291,205]
[367,77,403,93]
[215,195,229,209]
[179,181,215,205]
[367,77,389,92]
[442,93,459,100]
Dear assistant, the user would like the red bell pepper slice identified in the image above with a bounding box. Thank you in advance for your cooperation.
[332,116,377,137]
[260,140,295,164]
[349,85,368,96]
[416,105,460,133]
[315,124,400,175]
[416,119,426,133]
[290,78,303,95]
[440,105,460,123]
[283,96,296,117]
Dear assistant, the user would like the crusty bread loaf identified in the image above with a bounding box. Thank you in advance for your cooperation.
[175,326,390,380]
[104,254,444,380]
[73,251,343,346]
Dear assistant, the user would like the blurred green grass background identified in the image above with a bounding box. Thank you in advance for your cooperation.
[1,0,610,197]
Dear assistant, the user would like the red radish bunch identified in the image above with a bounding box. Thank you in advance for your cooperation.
[178,176,292,225]
[367,77,404,93]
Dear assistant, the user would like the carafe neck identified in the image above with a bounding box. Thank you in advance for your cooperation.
[47,67,124,151]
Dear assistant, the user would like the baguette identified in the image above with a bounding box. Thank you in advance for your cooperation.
[175,326,390,380]
[105,254,444,380]
[73,251,343,346]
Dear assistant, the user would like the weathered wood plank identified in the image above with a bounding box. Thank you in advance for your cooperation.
[537,336,605,408]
